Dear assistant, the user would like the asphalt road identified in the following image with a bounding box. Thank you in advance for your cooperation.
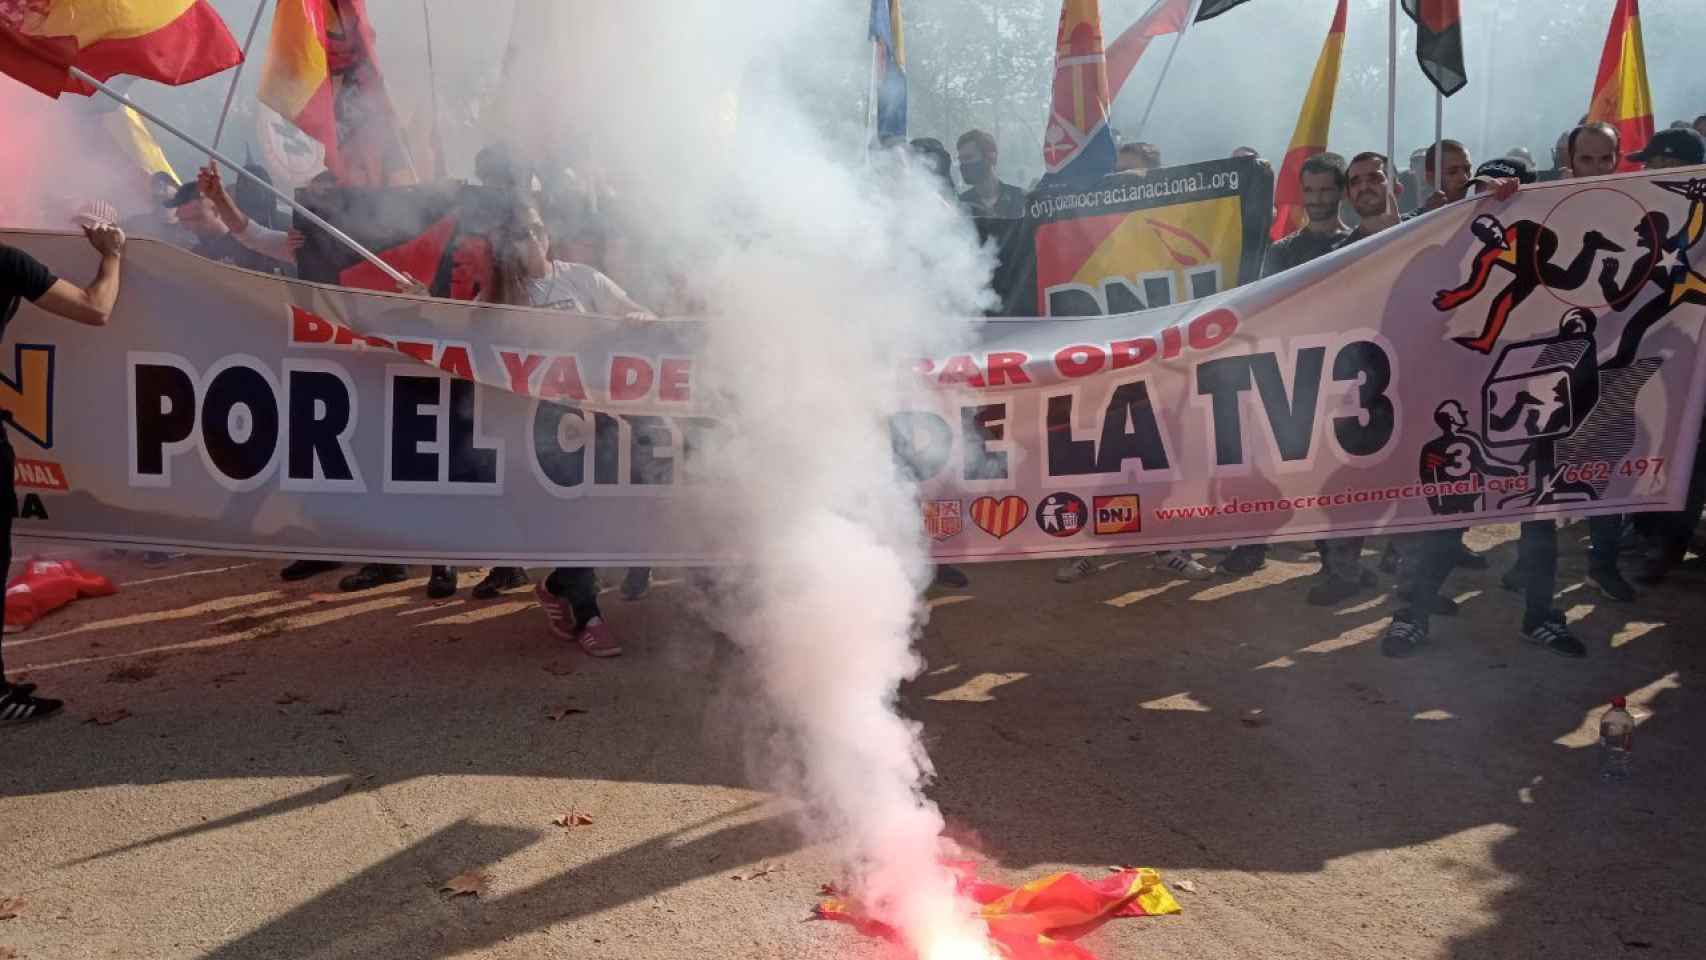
[3,526,1703,959]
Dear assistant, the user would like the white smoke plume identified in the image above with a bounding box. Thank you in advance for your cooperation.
[489,0,996,953]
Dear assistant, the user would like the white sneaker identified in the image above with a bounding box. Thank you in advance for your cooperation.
[1155,551,1214,581]
[1055,556,1096,583]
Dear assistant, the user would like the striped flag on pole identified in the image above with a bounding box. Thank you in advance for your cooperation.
[1269,0,1347,243]
[1042,0,1116,182]
[1587,0,1653,172]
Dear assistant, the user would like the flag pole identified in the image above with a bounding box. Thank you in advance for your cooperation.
[211,0,271,154]
[422,0,446,177]
[1386,0,1397,166]
[69,66,414,289]
[1433,88,1444,196]
[1132,30,1186,143]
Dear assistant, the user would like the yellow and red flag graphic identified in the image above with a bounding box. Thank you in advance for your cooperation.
[260,0,410,187]
[815,862,1181,959]
[1587,0,1652,173]
[0,0,241,98]
[1269,0,1346,243]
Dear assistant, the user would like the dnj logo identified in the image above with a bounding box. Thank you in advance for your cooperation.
[1093,494,1140,536]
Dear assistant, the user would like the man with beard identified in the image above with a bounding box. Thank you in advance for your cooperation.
[1218,153,1353,581]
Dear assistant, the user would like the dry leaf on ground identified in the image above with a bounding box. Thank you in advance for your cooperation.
[1174,879,1199,894]
[0,896,22,920]
[551,812,595,828]
[86,709,131,726]
[545,706,587,721]
[275,692,306,705]
[818,882,845,897]
[1239,708,1269,728]
[440,872,490,898]
[542,662,576,677]
[316,705,346,716]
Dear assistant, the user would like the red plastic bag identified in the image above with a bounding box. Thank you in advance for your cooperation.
[5,558,117,631]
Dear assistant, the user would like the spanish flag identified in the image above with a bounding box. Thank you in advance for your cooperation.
[0,1,241,98]
[1043,0,1115,183]
[816,863,1181,959]
[1587,0,1653,173]
[1269,0,1346,243]
[260,0,410,187]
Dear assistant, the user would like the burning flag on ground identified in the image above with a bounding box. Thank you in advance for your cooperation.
[815,861,1181,958]
[0,0,242,98]
[260,0,413,187]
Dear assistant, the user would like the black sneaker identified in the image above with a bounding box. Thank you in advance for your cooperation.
[620,567,652,601]
[1587,566,1636,602]
[1522,616,1587,658]
[427,566,458,599]
[1499,564,1525,593]
[1378,542,1401,574]
[1307,575,1366,607]
[1635,551,1681,586]
[1,681,37,697]
[1219,545,1267,576]
[1380,618,1428,658]
[281,560,342,582]
[933,564,970,589]
[339,564,408,592]
[473,566,529,599]
[0,688,63,724]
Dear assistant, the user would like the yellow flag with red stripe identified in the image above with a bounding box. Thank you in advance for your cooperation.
[1587,0,1653,173]
[1269,0,1346,243]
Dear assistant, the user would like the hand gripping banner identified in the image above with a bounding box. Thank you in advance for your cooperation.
[2,168,1703,565]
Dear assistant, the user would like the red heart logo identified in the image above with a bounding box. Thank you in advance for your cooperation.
[969,496,1029,539]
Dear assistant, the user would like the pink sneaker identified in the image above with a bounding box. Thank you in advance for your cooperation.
[577,617,622,658]
[534,581,577,641]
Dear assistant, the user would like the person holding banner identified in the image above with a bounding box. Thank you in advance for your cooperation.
[1220,152,1353,584]
[956,130,1026,219]
[0,224,127,723]
[486,200,656,657]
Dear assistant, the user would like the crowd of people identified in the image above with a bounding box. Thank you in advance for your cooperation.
[2,110,1705,723]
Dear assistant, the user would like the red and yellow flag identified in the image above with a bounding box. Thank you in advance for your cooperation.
[815,863,1181,959]
[1587,0,1652,173]
[260,0,410,187]
[0,0,241,98]
[1269,0,1346,243]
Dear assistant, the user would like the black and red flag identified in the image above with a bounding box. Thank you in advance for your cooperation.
[1193,0,1260,22]
[294,184,509,299]
[1402,0,1466,96]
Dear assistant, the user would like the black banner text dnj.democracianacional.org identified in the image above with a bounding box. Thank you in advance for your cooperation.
[982,157,1275,316]
[2,167,1704,564]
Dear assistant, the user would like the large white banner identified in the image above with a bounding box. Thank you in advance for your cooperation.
[3,167,1704,564]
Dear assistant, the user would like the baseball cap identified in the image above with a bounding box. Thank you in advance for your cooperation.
[1628,128,1706,166]
[163,180,202,208]
[1475,155,1536,184]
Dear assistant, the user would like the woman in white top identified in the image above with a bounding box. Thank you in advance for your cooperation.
[480,202,655,657]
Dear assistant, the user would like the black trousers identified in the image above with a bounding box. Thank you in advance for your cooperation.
[1397,523,1554,631]
[545,567,601,624]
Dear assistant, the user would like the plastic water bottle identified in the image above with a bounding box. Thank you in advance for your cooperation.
[1599,696,1634,781]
